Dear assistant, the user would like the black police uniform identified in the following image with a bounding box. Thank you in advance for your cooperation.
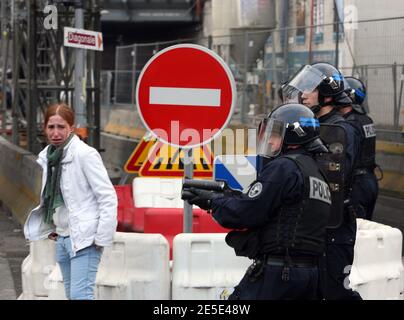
[210,149,331,300]
[343,110,379,220]
[318,109,362,300]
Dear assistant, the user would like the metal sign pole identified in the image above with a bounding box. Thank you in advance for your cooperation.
[183,148,193,233]
[74,0,87,138]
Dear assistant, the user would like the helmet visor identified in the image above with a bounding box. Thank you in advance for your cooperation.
[282,65,325,102]
[257,118,285,158]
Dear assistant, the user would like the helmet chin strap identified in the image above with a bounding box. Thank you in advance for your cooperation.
[310,104,322,114]
[310,94,328,115]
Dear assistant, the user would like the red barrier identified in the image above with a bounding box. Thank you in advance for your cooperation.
[131,207,146,232]
[143,208,230,259]
[115,184,147,232]
[194,210,229,233]
[115,185,134,232]
[115,184,230,245]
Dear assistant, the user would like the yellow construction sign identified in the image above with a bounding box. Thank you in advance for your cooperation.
[124,134,157,173]
[138,141,213,178]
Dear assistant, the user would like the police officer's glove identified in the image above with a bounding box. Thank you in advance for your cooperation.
[183,187,223,211]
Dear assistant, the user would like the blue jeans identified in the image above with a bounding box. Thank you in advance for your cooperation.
[55,236,103,300]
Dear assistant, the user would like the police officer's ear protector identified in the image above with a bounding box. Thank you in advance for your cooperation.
[308,81,336,114]
[280,122,308,153]
[310,96,325,114]
[318,77,344,107]
[270,122,299,153]
[310,62,346,109]
[286,122,307,138]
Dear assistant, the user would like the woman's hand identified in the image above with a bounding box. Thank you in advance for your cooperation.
[93,242,103,251]
[48,232,58,241]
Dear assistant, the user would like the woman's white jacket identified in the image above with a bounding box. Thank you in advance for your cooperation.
[24,135,118,255]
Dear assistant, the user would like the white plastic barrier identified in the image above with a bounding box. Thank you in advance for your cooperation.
[96,232,170,300]
[172,233,251,300]
[133,177,183,208]
[22,232,170,300]
[19,239,56,300]
[400,261,404,300]
[349,219,404,300]
[401,267,404,300]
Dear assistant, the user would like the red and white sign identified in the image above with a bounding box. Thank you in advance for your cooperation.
[64,27,103,51]
[136,44,236,148]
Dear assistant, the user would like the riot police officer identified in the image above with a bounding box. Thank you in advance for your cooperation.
[340,76,379,220]
[282,62,362,300]
[182,104,331,300]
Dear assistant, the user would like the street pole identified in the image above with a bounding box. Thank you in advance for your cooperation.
[334,0,340,69]
[271,30,279,107]
[27,0,38,153]
[0,1,8,136]
[241,31,249,124]
[12,0,19,145]
[93,0,101,150]
[74,0,87,139]
[183,148,194,233]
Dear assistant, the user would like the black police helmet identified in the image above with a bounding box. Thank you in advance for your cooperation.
[345,76,367,105]
[311,62,345,97]
[269,103,322,146]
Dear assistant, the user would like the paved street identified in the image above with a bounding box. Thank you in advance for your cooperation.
[0,202,29,300]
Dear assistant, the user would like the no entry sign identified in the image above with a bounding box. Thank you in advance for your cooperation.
[136,44,236,148]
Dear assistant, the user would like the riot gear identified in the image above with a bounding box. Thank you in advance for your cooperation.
[183,101,333,299]
[346,113,376,171]
[281,65,363,300]
[345,76,366,105]
[343,101,379,221]
[208,148,332,300]
[317,123,347,228]
[344,76,367,114]
[257,153,331,256]
[316,96,363,300]
[282,63,352,112]
[257,104,327,158]
[311,62,345,97]
[318,108,345,124]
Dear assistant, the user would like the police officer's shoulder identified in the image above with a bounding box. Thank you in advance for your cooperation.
[344,113,364,135]
[260,153,303,180]
[340,117,362,136]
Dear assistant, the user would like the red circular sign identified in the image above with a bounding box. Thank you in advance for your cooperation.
[136,44,236,148]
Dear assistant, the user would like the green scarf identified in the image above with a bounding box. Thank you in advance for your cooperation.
[43,133,74,224]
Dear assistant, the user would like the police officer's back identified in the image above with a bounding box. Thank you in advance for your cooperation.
[182,104,331,300]
[282,63,362,300]
[340,77,379,220]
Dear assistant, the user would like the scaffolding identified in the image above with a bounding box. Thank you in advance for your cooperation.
[0,0,102,153]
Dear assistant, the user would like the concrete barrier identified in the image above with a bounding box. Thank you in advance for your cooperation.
[45,232,171,300]
[376,141,404,198]
[350,219,404,299]
[171,233,250,300]
[100,132,139,183]
[0,137,41,224]
[103,109,146,139]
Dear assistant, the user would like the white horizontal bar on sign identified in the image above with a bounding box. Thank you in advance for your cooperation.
[149,87,221,107]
